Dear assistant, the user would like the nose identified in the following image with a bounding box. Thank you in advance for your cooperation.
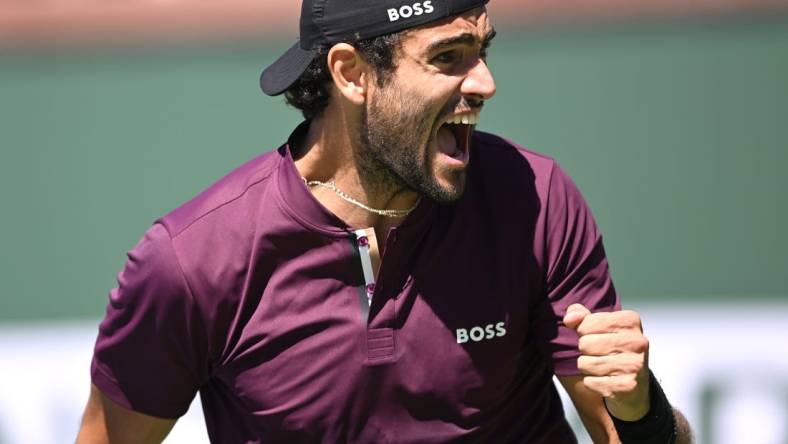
[461,58,496,101]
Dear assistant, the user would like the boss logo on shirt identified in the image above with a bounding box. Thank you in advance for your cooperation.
[387,1,435,22]
[456,322,507,344]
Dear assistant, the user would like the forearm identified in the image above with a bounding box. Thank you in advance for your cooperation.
[673,408,694,444]
[76,384,175,444]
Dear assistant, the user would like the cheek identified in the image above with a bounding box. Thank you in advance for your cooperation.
[377,80,451,152]
[391,78,445,115]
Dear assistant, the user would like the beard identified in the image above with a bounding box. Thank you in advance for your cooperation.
[357,86,467,204]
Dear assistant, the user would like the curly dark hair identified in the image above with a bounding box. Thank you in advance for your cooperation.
[284,32,407,120]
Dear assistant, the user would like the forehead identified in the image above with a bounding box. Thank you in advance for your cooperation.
[401,7,492,51]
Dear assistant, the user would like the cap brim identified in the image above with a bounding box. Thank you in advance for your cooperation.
[260,42,316,96]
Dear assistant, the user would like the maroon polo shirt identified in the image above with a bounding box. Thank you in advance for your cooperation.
[91,122,620,443]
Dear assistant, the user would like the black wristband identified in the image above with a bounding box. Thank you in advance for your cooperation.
[608,371,678,444]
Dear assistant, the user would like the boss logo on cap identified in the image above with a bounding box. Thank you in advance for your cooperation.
[387,1,435,22]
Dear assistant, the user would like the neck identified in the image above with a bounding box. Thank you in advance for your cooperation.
[293,112,420,231]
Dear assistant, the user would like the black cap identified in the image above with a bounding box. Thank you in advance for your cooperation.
[260,0,490,96]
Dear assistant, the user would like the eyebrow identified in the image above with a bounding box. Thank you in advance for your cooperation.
[425,28,497,54]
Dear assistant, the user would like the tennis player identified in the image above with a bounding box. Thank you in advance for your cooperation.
[77,0,693,442]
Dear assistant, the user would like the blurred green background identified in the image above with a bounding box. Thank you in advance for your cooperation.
[1,18,786,321]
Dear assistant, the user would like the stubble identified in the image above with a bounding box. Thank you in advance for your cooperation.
[358,88,465,203]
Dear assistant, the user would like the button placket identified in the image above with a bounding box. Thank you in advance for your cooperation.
[365,282,376,306]
[354,229,378,313]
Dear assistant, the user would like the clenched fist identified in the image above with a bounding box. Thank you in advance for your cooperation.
[563,304,651,422]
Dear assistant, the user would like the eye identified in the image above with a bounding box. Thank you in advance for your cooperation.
[432,50,461,65]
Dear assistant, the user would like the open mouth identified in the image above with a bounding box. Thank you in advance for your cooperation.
[437,112,479,163]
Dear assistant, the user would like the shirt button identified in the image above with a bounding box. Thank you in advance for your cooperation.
[357,236,369,247]
[365,283,376,294]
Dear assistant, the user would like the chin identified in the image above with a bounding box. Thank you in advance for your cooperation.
[425,170,467,203]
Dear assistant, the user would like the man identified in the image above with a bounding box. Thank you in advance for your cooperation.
[78,0,693,442]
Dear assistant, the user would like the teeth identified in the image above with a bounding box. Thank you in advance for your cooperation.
[444,113,480,125]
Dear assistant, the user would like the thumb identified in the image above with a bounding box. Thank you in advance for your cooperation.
[563,304,591,330]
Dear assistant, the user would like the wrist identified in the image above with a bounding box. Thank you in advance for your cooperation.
[604,372,651,421]
[605,392,650,422]
[607,371,677,444]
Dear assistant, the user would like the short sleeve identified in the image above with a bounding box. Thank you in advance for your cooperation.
[532,163,621,376]
[91,223,209,419]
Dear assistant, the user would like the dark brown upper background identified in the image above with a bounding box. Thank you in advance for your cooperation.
[1,0,786,50]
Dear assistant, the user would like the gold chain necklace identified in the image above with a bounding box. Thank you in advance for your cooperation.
[302,177,420,218]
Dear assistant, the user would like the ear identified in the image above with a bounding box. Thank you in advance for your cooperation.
[327,43,367,106]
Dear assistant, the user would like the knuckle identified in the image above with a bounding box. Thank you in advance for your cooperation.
[636,336,649,352]
[623,356,643,374]
[577,355,592,372]
[583,377,611,397]
[578,336,593,354]
[577,325,595,338]
[621,310,641,327]
[577,316,596,335]
[610,354,636,375]
[620,374,638,393]
[633,355,646,372]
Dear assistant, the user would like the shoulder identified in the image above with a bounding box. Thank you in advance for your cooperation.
[157,148,282,238]
[472,131,557,181]
[470,131,559,199]
[463,131,595,240]
[474,131,556,166]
